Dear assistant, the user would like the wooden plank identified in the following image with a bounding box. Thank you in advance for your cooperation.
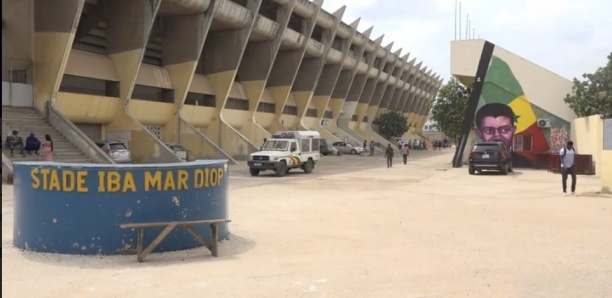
[211,223,219,257]
[183,224,214,255]
[137,224,177,262]
[120,219,230,229]
[137,228,144,256]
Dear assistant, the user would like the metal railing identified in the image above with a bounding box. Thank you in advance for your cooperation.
[178,116,237,165]
[45,100,116,164]
[2,151,14,175]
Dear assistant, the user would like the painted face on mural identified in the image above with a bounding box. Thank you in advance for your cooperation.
[475,103,517,149]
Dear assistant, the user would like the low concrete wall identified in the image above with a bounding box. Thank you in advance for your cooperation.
[13,160,229,255]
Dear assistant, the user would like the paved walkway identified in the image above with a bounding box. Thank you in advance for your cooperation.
[3,150,611,298]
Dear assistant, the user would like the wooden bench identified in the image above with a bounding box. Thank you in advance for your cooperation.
[120,219,231,262]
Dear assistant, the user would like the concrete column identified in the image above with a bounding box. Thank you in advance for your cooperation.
[362,47,400,148]
[400,61,423,119]
[389,57,414,111]
[377,52,409,115]
[399,61,422,140]
[162,2,216,145]
[308,18,360,141]
[364,45,396,125]
[33,0,85,112]
[407,67,428,127]
[200,0,263,158]
[237,0,296,144]
[292,7,346,131]
[268,0,323,133]
[412,69,434,129]
[416,76,443,132]
[328,27,375,143]
[328,27,373,142]
[339,34,383,142]
[353,41,392,139]
[105,0,166,163]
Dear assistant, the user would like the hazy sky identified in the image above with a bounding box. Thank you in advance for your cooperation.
[319,0,612,82]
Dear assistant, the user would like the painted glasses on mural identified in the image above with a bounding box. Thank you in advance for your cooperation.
[472,56,570,168]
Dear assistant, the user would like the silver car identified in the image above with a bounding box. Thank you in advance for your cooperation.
[332,142,365,155]
[96,141,132,163]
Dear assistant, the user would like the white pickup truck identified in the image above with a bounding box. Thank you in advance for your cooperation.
[247,131,321,177]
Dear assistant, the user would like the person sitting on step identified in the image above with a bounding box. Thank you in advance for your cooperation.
[25,133,41,155]
[5,130,25,157]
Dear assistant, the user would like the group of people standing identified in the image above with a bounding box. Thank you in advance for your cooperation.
[4,130,54,161]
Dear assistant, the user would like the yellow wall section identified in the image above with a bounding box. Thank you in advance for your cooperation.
[162,61,199,143]
[34,32,75,112]
[269,86,293,115]
[278,115,298,131]
[223,110,248,129]
[181,105,215,128]
[129,100,174,126]
[106,50,158,163]
[242,80,266,109]
[268,86,293,133]
[205,70,257,157]
[240,80,273,145]
[302,117,319,131]
[601,151,612,192]
[207,70,235,110]
[108,50,144,102]
[292,91,314,123]
[571,115,604,175]
[55,92,119,124]
[179,128,222,160]
[326,97,345,135]
[311,95,329,118]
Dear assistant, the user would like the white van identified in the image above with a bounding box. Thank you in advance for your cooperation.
[247,131,321,177]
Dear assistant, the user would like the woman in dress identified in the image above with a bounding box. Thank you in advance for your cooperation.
[43,134,54,161]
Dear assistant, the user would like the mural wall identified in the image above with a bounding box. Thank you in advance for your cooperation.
[471,56,571,167]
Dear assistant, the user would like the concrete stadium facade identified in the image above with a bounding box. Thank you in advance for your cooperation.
[2,0,441,163]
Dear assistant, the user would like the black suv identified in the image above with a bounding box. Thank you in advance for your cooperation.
[468,142,513,175]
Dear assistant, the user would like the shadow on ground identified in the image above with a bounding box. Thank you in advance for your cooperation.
[16,232,256,268]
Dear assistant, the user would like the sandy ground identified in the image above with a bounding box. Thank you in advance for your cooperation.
[3,150,612,298]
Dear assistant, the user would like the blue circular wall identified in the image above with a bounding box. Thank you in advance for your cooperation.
[12,160,229,255]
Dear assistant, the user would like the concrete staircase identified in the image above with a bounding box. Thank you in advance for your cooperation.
[2,107,92,163]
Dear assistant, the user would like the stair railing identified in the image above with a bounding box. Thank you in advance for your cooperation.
[2,151,13,174]
[45,100,116,164]
[178,115,237,165]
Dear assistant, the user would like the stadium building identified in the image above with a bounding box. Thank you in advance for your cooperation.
[2,0,441,164]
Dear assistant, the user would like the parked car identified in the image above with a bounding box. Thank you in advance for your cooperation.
[468,142,513,175]
[166,143,189,161]
[320,138,339,156]
[332,141,364,155]
[95,140,132,164]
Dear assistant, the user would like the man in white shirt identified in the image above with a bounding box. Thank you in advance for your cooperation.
[559,141,577,196]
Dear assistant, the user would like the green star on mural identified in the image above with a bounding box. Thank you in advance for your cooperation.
[514,114,521,124]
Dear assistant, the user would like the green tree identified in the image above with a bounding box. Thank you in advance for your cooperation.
[376,110,409,140]
[431,78,468,143]
[564,52,612,118]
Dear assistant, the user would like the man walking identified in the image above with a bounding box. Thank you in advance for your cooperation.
[559,140,577,196]
[369,140,375,156]
[401,143,410,165]
[385,144,394,168]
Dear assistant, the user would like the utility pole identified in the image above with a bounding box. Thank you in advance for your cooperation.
[454,0,458,40]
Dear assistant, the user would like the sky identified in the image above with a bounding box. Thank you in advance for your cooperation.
[319,0,612,83]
